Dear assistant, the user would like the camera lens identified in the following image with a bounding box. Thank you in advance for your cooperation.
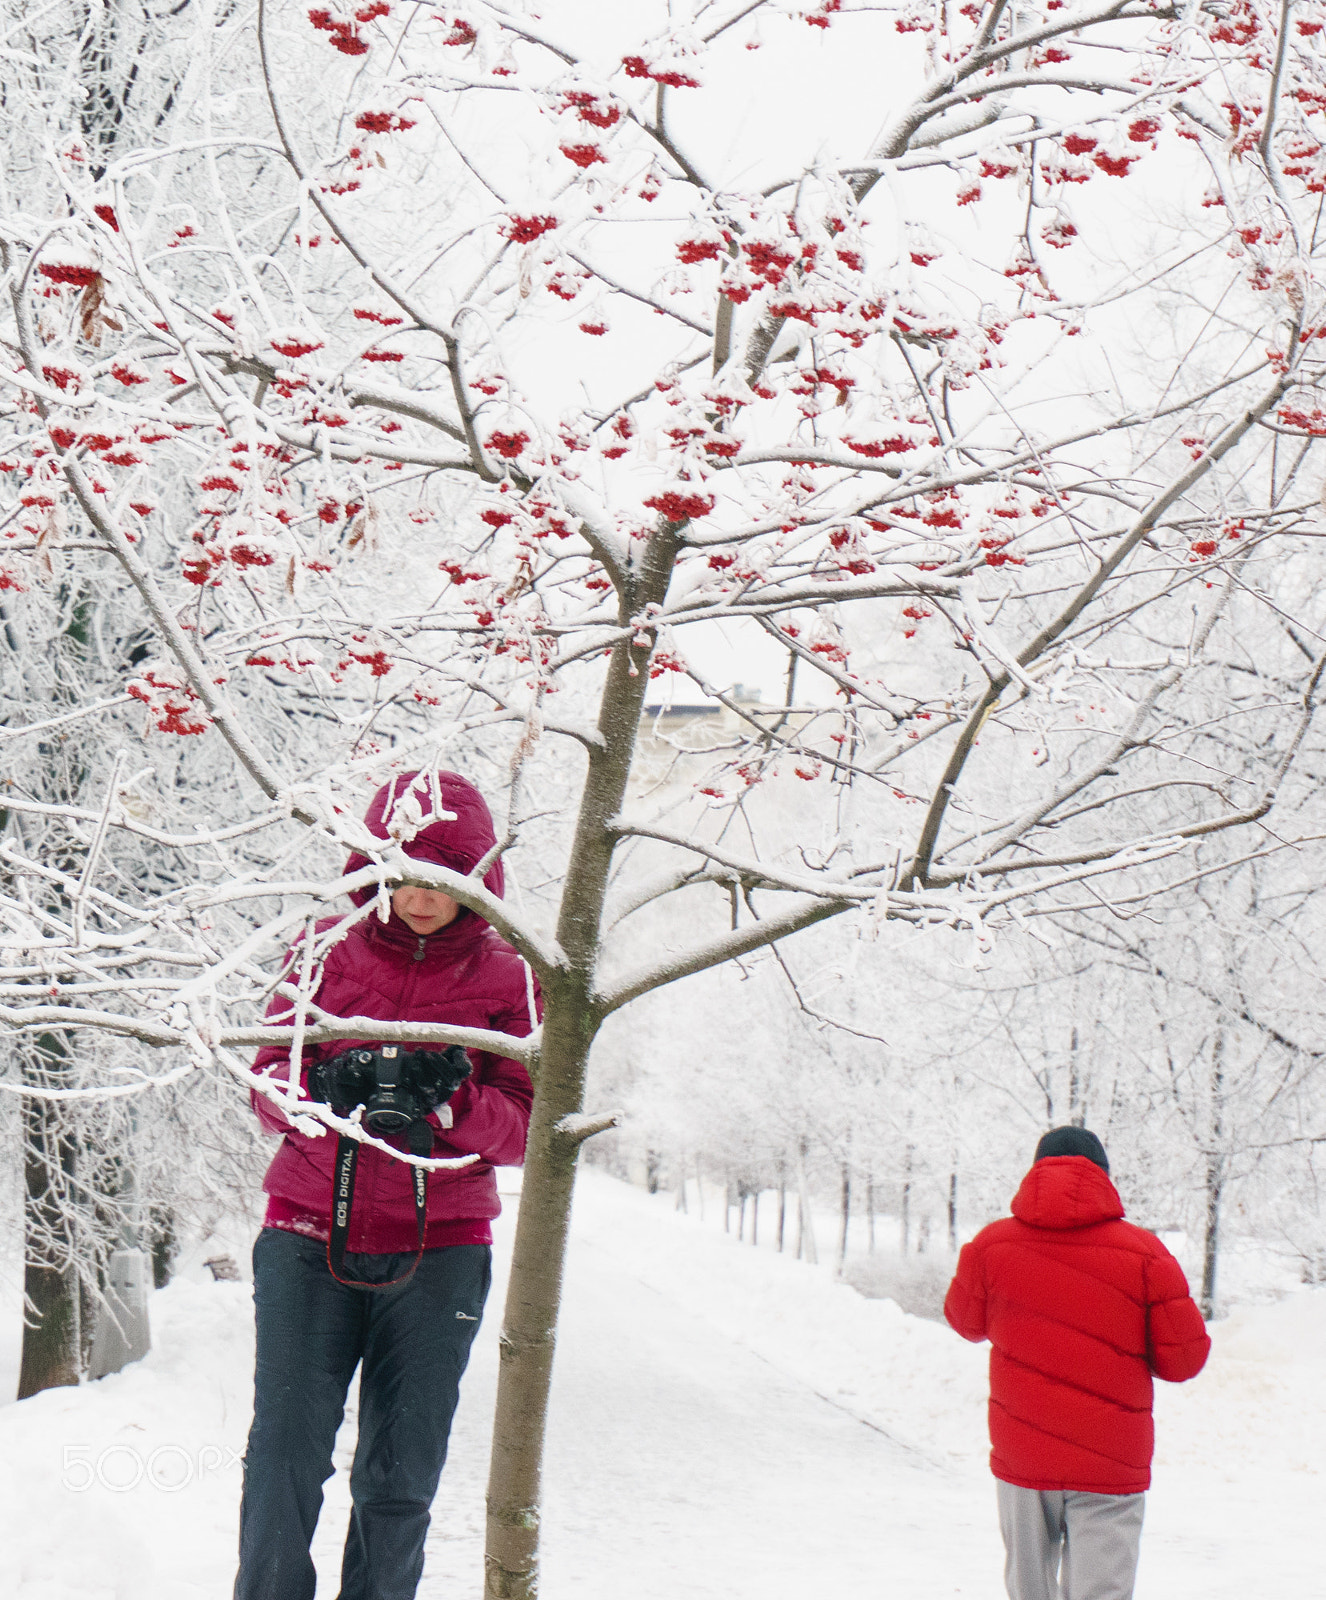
[364,1092,414,1135]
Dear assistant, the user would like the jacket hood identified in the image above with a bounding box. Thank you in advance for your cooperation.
[344,770,504,921]
[1010,1155,1125,1230]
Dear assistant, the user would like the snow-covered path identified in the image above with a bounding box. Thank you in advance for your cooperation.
[309,1173,1001,1600]
[435,1205,997,1600]
[0,1171,1321,1599]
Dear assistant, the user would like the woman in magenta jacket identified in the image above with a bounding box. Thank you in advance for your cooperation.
[234,771,538,1600]
[945,1127,1209,1600]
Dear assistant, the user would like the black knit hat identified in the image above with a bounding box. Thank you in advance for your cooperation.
[1035,1126,1109,1174]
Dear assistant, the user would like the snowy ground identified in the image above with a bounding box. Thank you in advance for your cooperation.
[0,1170,1321,1599]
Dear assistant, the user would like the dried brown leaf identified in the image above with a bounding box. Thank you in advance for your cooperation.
[79,275,107,346]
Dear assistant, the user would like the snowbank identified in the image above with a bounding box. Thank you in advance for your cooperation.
[0,1171,1319,1598]
[0,1277,253,1599]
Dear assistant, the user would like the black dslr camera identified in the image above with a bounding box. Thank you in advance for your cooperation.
[311,1044,472,1136]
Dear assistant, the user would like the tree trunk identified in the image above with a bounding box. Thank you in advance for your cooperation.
[796,1140,818,1266]
[1200,1030,1226,1321]
[838,1163,850,1268]
[1200,1151,1222,1321]
[18,1040,81,1399]
[483,993,597,1599]
[777,1180,786,1252]
[695,1155,705,1222]
[900,1142,913,1254]
[750,1190,759,1248]
[867,1172,876,1253]
[947,1167,958,1253]
[18,1260,80,1399]
[484,535,679,1598]
[150,1205,177,1289]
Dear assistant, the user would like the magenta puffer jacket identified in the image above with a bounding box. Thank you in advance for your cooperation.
[250,771,538,1253]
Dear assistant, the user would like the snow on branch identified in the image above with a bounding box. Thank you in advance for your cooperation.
[0,0,1321,1104]
[607,822,890,903]
[229,1011,540,1064]
[0,1005,537,1074]
[552,1110,622,1145]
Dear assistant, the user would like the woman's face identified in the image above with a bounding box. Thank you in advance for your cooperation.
[391,885,462,935]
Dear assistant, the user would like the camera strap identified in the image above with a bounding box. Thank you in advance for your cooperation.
[326,1118,433,1291]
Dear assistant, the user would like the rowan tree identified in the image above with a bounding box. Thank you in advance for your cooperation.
[0,0,262,1392]
[4,0,1326,1592]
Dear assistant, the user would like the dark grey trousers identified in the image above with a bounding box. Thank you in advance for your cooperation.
[233,1227,490,1600]
[997,1481,1146,1600]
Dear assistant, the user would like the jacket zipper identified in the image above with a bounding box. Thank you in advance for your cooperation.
[413,936,427,963]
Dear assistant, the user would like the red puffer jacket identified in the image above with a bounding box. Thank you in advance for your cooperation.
[944,1156,1210,1493]
[250,771,538,1253]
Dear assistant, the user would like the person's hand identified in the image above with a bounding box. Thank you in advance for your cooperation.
[309,1049,372,1113]
[406,1045,472,1110]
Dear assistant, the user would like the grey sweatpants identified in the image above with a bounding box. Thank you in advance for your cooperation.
[996,1481,1146,1600]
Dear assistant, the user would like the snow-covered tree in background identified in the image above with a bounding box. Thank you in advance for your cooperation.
[5,0,1326,1590]
[0,0,281,1397]
[596,851,1326,1320]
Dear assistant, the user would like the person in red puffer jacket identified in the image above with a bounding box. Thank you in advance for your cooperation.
[233,771,538,1600]
[944,1127,1209,1600]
